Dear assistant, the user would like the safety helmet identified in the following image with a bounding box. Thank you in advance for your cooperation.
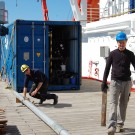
[116,32,127,41]
[21,64,29,72]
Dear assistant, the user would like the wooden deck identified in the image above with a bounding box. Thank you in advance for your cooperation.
[1,79,135,135]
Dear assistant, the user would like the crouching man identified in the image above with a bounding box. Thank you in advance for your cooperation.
[21,64,58,105]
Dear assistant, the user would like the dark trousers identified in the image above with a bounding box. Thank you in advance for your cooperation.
[29,83,56,100]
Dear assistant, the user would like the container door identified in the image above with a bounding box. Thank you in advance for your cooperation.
[31,22,45,72]
[17,22,47,92]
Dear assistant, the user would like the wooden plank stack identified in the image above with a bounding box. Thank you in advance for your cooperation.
[0,109,8,134]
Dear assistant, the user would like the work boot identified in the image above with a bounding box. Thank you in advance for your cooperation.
[39,99,46,104]
[117,124,125,132]
[108,126,116,135]
[53,95,58,105]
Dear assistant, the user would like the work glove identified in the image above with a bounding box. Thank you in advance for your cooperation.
[101,82,108,92]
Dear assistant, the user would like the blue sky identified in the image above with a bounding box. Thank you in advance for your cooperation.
[2,0,73,24]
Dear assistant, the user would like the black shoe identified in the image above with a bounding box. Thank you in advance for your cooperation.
[39,99,46,104]
[53,95,58,105]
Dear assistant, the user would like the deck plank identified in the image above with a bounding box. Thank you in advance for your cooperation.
[1,79,135,135]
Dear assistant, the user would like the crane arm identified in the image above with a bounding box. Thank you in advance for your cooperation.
[78,0,81,8]
[41,0,48,20]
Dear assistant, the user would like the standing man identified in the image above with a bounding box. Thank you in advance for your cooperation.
[21,64,58,105]
[101,31,135,135]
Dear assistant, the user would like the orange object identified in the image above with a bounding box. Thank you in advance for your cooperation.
[16,98,21,103]
[75,0,99,22]
[87,0,99,22]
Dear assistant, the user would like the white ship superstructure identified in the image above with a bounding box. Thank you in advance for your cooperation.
[70,0,135,90]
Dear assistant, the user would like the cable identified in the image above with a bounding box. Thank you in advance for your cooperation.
[16,0,18,7]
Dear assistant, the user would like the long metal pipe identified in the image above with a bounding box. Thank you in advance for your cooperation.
[14,91,71,135]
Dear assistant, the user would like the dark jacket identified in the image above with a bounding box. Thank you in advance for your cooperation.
[24,69,48,88]
[103,48,135,83]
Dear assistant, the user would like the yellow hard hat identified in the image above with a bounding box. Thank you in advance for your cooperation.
[21,64,29,72]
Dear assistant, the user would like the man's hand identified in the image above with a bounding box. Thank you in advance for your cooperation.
[31,90,37,96]
[31,82,42,96]
[101,82,108,92]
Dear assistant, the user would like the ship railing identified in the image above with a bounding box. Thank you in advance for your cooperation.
[86,7,135,23]
[87,7,100,23]
[101,8,135,20]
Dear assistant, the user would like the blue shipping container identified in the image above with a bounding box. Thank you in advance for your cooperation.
[0,35,8,81]
[130,0,135,12]
[0,20,81,92]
